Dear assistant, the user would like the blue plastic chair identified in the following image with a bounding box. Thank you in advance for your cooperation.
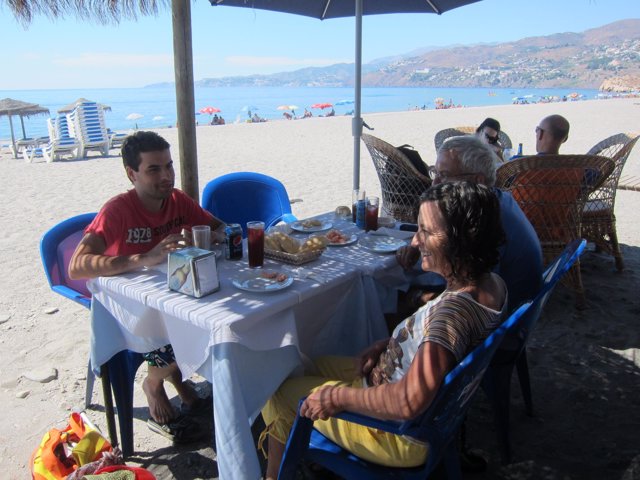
[482,238,587,464]
[40,212,98,405]
[40,213,144,457]
[277,301,536,480]
[201,172,297,237]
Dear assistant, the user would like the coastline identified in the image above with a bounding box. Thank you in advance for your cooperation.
[0,97,639,479]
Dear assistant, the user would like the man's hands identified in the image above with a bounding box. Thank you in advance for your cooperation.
[300,386,340,421]
[140,233,190,267]
[396,245,420,270]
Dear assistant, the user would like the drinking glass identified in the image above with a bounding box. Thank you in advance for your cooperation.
[365,196,379,232]
[192,225,211,250]
[351,189,360,223]
[247,221,265,268]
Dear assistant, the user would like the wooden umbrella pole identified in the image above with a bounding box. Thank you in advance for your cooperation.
[172,0,199,202]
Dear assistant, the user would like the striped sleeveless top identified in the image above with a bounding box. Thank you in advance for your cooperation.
[368,277,506,386]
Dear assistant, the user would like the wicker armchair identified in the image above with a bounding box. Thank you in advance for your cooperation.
[496,155,614,307]
[361,133,432,223]
[582,132,640,271]
[434,126,512,151]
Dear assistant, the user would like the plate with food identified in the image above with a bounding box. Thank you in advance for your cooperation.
[232,270,294,293]
[291,219,333,233]
[359,235,407,253]
[322,229,358,247]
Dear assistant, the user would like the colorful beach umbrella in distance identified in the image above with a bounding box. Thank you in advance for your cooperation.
[311,103,333,110]
[199,106,221,115]
[277,104,299,117]
[126,112,143,129]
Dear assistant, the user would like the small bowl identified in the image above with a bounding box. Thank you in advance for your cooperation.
[377,216,395,229]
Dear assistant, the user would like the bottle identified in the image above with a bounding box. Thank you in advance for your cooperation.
[355,190,366,229]
[517,143,523,156]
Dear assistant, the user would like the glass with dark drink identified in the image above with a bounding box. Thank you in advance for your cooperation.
[247,221,265,268]
[365,196,379,232]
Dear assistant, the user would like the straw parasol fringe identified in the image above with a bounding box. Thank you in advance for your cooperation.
[5,0,168,25]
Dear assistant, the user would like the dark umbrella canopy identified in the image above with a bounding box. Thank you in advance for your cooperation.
[210,0,482,189]
[210,0,479,18]
[0,98,50,157]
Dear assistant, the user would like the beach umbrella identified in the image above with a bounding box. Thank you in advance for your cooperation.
[58,98,112,114]
[0,98,50,158]
[210,0,483,190]
[126,112,144,129]
[199,106,221,115]
[311,103,333,110]
[277,104,299,116]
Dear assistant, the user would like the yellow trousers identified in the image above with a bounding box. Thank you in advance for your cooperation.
[261,356,428,468]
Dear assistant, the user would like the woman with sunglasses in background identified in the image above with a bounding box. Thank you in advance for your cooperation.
[475,117,504,161]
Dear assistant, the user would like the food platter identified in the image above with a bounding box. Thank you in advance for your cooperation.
[325,234,358,247]
[291,220,333,233]
[359,235,407,253]
[232,270,294,293]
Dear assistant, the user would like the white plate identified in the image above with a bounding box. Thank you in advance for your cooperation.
[232,270,294,293]
[359,235,407,253]
[326,234,358,247]
[291,220,333,233]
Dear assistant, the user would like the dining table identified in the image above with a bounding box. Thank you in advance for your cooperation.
[88,212,414,479]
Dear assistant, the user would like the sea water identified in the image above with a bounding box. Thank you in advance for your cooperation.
[0,86,600,140]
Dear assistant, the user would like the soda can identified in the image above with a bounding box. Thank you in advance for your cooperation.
[225,223,243,260]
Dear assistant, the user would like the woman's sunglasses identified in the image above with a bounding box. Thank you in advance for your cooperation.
[484,132,499,145]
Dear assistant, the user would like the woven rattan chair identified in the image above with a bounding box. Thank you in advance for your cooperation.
[582,132,640,270]
[434,126,512,151]
[361,133,431,223]
[496,155,614,307]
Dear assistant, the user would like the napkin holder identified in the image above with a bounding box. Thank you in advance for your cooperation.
[168,247,220,298]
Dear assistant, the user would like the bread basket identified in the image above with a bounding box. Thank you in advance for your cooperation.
[264,248,324,265]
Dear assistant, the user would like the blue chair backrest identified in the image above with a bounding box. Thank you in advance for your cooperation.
[505,238,587,353]
[202,172,294,236]
[40,213,97,309]
[402,302,531,463]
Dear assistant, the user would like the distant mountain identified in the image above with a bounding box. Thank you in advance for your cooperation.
[151,19,640,90]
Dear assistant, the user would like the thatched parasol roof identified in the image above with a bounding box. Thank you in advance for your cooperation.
[6,0,168,25]
[0,98,49,118]
[58,98,112,114]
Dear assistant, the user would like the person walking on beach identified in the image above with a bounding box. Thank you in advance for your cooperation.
[536,114,570,154]
[68,130,226,442]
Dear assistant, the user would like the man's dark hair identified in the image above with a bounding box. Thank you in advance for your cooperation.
[121,131,170,171]
[420,181,504,282]
[476,117,501,134]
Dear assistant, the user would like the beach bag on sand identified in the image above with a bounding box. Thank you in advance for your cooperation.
[396,144,430,177]
[30,412,112,480]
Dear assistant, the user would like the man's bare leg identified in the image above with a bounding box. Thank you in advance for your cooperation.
[142,364,178,425]
[165,363,200,408]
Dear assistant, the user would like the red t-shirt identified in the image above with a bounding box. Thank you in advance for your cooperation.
[85,189,214,256]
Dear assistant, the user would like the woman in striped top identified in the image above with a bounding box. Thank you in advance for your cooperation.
[261,182,507,478]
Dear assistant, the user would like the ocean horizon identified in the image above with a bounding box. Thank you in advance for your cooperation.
[1,85,604,140]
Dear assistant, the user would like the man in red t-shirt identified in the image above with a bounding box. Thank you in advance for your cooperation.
[69,131,225,440]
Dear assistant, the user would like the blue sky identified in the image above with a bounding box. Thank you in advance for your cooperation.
[1,0,638,90]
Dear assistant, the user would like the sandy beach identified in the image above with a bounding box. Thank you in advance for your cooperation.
[1,98,639,479]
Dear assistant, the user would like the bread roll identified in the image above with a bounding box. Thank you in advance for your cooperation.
[299,236,329,253]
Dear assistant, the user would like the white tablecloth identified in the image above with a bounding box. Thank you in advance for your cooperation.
[89,218,410,479]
